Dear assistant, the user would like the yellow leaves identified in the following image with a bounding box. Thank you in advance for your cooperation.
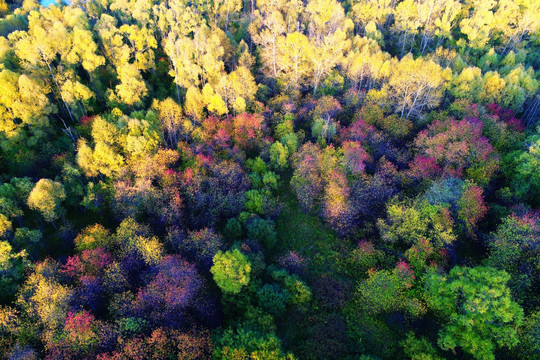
[450,66,484,102]
[164,33,200,89]
[119,23,157,70]
[60,79,94,108]
[0,213,12,237]
[136,235,164,266]
[154,0,200,36]
[27,179,66,222]
[459,0,497,49]
[233,97,246,114]
[203,83,228,116]
[0,306,18,333]
[124,118,160,158]
[228,66,258,102]
[66,28,105,72]
[78,112,163,178]
[0,241,15,268]
[277,32,310,90]
[207,95,229,116]
[351,0,394,27]
[21,270,72,329]
[384,54,449,118]
[251,11,286,78]
[111,62,148,106]
[305,0,349,43]
[184,86,204,120]
[342,35,390,89]
[482,71,506,104]
[163,24,227,91]
[434,0,462,37]
[211,0,242,27]
[91,116,119,146]
[0,0,8,17]
[77,138,125,178]
[154,97,185,142]
[215,66,257,112]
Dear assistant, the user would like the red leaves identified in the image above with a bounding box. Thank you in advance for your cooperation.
[458,182,488,233]
[413,117,499,183]
[407,156,441,180]
[64,310,95,338]
[61,248,112,280]
[342,141,371,174]
[232,112,266,148]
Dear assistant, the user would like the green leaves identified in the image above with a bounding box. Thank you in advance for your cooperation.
[211,249,251,295]
[424,266,523,360]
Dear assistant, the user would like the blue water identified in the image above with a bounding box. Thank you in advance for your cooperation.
[41,0,59,6]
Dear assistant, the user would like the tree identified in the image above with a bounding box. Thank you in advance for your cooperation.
[508,125,540,205]
[458,0,497,50]
[413,116,500,185]
[290,142,324,212]
[323,170,353,235]
[0,70,56,150]
[377,199,456,250]
[17,260,73,329]
[486,212,540,304]
[0,241,28,303]
[424,266,523,360]
[457,180,488,234]
[74,224,110,253]
[269,141,289,170]
[402,332,444,360]
[351,0,395,31]
[352,261,421,317]
[175,228,225,270]
[27,179,66,223]
[138,255,203,325]
[385,54,451,119]
[250,10,286,79]
[211,0,242,31]
[211,249,251,295]
[449,66,485,103]
[276,32,311,91]
[154,98,191,147]
[247,217,277,248]
[214,325,294,360]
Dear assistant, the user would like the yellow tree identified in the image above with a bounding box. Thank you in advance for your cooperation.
[250,10,285,79]
[385,54,451,119]
[27,179,66,223]
[341,36,391,91]
[459,0,497,50]
[95,11,156,107]
[216,66,257,113]
[276,32,311,91]
[10,6,100,120]
[304,0,352,94]
[211,0,242,31]
[309,28,351,94]
[0,70,56,148]
[153,98,190,147]
[495,0,540,52]
[157,1,200,101]
[17,260,73,330]
[351,0,396,31]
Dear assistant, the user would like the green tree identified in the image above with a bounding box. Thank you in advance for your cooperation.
[211,249,251,294]
[424,266,523,360]
[0,240,28,303]
[269,141,289,170]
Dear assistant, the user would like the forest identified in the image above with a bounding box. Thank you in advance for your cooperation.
[0,0,539,358]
